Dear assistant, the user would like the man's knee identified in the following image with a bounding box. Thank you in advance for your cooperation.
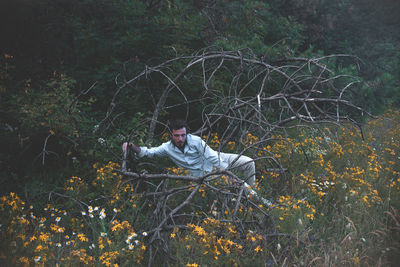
[236,155,255,185]
[223,153,256,184]
[240,155,255,169]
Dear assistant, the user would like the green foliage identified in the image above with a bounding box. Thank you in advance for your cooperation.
[280,0,400,112]
[212,0,304,57]
[2,0,399,180]
[18,74,78,137]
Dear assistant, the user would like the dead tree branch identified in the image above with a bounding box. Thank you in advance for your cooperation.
[103,47,372,264]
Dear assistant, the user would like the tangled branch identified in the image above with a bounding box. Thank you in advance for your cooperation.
[104,47,371,265]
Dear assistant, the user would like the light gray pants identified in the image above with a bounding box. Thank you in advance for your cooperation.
[220,153,271,205]
[220,152,256,186]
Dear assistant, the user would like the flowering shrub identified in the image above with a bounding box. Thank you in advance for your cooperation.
[1,111,400,266]
[171,111,400,265]
[0,163,146,266]
[170,218,268,266]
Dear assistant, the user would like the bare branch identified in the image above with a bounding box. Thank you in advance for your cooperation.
[101,48,372,264]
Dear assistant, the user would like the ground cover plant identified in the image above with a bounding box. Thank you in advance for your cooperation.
[1,110,399,266]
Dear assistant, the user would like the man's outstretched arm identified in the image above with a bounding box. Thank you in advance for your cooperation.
[123,142,169,159]
[122,142,141,154]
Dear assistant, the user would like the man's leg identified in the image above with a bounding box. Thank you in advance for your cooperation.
[221,152,271,206]
[220,153,256,185]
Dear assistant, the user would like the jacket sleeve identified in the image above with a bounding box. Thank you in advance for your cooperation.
[137,142,169,158]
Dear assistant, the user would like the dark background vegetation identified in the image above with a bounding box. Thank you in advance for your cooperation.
[1,0,399,195]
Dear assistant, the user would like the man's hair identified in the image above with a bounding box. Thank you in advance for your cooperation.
[168,119,188,132]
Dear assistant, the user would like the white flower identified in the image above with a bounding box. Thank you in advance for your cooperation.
[113,208,118,213]
[101,232,107,237]
[134,240,139,245]
[94,206,99,211]
[55,217,61,222]
[129,243,135,250]
[142,232,148,236]
[81,211,86,216]
[88,206,93,213]
[89,214,94,218]
[277,243,281,250]
[98,138,106,145]
[56,243,62,247]
[99,209,106,220]
[34,256,41,262]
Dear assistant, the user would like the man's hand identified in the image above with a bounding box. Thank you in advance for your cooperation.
[122,142,141,154]
[122,142,131,153]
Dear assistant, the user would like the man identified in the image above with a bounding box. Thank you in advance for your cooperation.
[122,119,256,185]
[122,120,271,205]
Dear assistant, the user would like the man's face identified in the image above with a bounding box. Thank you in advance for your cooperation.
[171,128,187,149]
